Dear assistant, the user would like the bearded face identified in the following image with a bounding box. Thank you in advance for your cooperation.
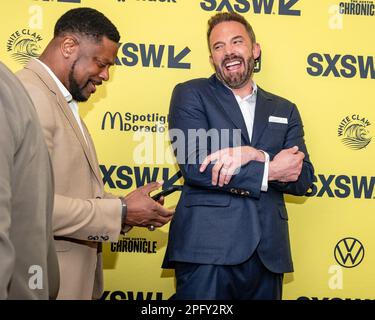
[68,58,103,102]
[65,36,118,102]
[209,21,260,91]
[213,53,255,89]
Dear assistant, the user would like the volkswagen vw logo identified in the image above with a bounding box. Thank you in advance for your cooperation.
[334,237,365,268]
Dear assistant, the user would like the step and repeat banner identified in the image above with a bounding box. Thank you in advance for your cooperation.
[1,0,374,300]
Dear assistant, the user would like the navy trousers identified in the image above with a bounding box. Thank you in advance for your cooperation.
[173,252,283,300]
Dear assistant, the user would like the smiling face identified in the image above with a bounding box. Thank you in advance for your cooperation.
[209,21,260,91]
[67,36,118,102]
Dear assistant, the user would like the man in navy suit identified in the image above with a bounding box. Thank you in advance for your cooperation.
[163,12,314,300]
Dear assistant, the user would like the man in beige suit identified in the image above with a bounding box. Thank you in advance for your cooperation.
[0,61,59,299]
[17,8,174,299]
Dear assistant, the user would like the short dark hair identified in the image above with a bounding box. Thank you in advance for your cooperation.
[207,12,256,48]
[54,7,120,43]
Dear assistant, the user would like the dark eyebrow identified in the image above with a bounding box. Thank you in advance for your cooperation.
[212,35,244,48]
[212,40,225,48]
[95,57,114,66]
[231,35,244,42]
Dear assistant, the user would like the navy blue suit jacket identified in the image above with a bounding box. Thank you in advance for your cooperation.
[163,75,314,273]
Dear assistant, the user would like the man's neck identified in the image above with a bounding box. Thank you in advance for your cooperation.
[38,45,67,88]
[231,81,254,99]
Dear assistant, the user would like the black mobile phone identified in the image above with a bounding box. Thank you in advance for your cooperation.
[151,185,182,201]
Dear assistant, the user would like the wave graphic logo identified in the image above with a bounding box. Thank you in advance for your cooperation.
[338,115,371,150]
[7,29,42,65]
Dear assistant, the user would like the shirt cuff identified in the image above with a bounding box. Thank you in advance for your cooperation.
[119,197,127,235]
[259,150,269,192]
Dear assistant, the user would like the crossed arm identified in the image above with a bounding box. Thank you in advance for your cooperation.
[169,84,314,198]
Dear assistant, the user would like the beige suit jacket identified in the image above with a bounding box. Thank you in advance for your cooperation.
[0,61,59,299]
[17,59,123,300]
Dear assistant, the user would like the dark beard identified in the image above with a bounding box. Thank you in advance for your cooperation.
[215,54,255,89]
[68,59,89,102]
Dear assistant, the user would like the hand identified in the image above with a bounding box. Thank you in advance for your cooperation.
[124,181,174,228]
[199,146,265,187]
[269,146,305,182]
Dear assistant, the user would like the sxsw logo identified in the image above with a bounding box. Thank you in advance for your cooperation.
[116,43,191,69]
[306,174,375,199]
[307,53,375,79]
[200,0,301,16]
[334,238,365,268]
[100,291,163,300]
[101,167,375,199]
[100,165,182,190]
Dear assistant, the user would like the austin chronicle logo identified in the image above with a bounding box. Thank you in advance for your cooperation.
[338,115,372,150]
[334,237,365,268]
[7,29,42,65]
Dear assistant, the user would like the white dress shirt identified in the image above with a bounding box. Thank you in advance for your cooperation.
[35,59,88,144]
[233,82,269,192]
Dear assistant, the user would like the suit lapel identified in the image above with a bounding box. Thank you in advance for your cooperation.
[251,87,276,147]
[81,121,103,186]
[55,95,103,186]
[25,59,103,186]
[209,75,251,145]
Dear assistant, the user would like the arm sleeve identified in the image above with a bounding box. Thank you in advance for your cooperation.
[20,79,122,242]
[0,101,17,299]
[52,195,121,241]
[169,83,265,199]
[269,104,314,196]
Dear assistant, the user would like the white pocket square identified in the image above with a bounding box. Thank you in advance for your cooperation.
[269,116,288,124]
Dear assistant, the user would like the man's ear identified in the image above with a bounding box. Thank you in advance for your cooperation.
[61,35,78,59]
[252,42,261,60]
[209,55,213,67]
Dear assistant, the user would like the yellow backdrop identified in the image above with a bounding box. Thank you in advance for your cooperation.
[2,0,374,300]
